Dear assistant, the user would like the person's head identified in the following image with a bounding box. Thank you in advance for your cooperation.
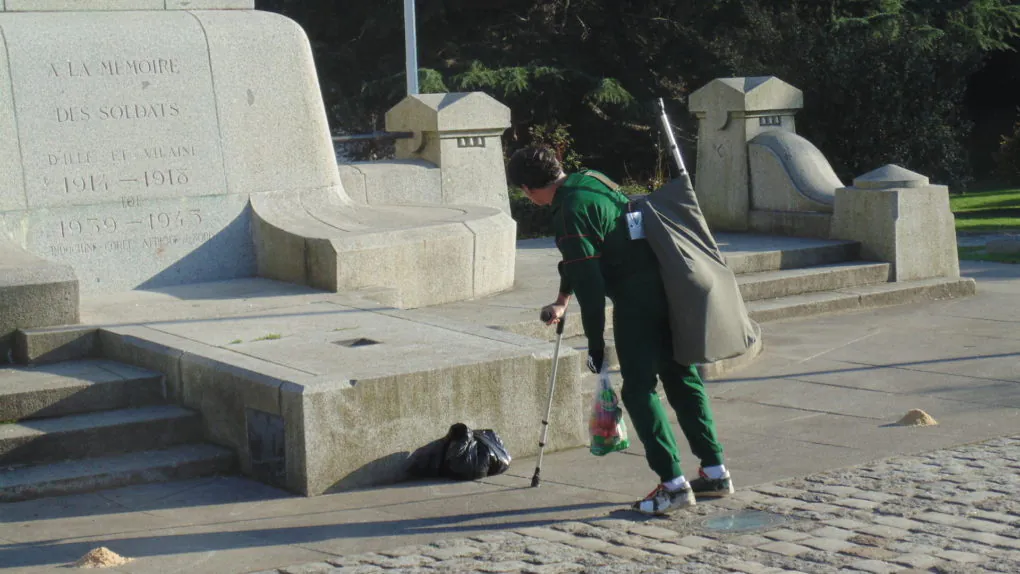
[507,145,565,206]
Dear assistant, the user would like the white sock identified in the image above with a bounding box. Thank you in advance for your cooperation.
[663,475,688,491]
[703,464,728,480]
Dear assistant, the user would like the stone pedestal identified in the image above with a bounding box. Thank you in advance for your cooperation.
[688,77,803,230]
[386,93,512,214]
[832,165,960,281]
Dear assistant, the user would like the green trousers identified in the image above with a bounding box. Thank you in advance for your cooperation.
[610,273,724,482]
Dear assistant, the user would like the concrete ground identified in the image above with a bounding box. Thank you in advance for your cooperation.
[1,260,1018,573]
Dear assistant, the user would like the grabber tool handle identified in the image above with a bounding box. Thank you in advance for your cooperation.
[532,313,566,487]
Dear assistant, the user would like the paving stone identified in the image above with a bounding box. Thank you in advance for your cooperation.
[851,491,899,503]
[754,485,804,498]
[560,536,613,553]
[797,503,843,515]
[952,529,1015,548]
[475,561,536,572]
[887,540,945,555]
[375,555,435,569]
[936,549,985,563]
[872,516,922,530]
[798,537,856,553]
[916,512,964,526]
[324,567,382,574]
[626,524,680,541]
[729,490,771,503]
[848,534,889,546]
[892,553,944,569]
[347,554,390,567]
[597,543,652,561]
[968,511,1017,524]
[848,560,901,574]
[603,533,656,548]
[645,541,698,557]
[950,491,1001,505]
[470,532,525,544]
[671,535,715,549]
[811,486,861,497]
[823,519,869,530]
[841,546,898,561]
[756,541,812,557]
[761,529,811,542]
[280,564,336,574]
[833,498,881,510]
[755,497,803,511]
[729,535,773,548]
[518,527,577,544]
[378,545,436,558]
[712,497,755,511]
[957,518,1011,533]
[982,557,1020,574]
[548,522,592,534]
[718,558,780,574]
[810,526,857,540]
[520,564,586,574]
[422,545,484,560]
[857,524,911,539]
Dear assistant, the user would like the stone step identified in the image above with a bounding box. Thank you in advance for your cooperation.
[0,444,236,503]
[0,359,165,422]
[0,405,203,467]
[716,233,859,275]
[737,261,891,302]
[747,277,977,323]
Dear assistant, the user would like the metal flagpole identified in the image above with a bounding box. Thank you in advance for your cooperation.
[404,0,419,95]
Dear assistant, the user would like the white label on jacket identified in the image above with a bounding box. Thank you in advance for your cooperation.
[626,211,645,240]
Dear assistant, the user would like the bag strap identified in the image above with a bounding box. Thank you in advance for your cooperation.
[581,170,620,191]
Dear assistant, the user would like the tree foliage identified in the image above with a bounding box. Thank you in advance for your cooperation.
[258,0,1020,191]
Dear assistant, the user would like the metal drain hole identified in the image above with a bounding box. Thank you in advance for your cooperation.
[701,510,788,533]
[333,337,380,348]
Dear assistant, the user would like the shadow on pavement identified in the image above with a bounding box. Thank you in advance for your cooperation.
[0,501,618,568]
[715,351,1020,384]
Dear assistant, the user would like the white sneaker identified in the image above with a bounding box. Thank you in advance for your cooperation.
[631,484,696,516]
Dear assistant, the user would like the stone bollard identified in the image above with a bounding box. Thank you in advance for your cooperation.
[831,165,960,281]
[385,92,512,215]
[688,77,803,230]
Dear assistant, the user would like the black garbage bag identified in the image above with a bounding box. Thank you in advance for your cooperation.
[407,423,511,481]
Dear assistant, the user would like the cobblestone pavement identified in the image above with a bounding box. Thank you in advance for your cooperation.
[258,436,1020,574]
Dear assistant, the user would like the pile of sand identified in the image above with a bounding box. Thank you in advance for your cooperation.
[896,409,938,427]
[73,547,132,569]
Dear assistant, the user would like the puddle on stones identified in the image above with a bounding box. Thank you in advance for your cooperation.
[701,510,788,533]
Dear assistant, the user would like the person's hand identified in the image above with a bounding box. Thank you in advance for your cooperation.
[540,303,566,325]
[587,347,605,374]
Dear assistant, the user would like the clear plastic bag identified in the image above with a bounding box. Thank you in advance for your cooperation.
[588,370,630,456]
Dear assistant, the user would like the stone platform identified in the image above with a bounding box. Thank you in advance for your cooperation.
[6,232,976,500]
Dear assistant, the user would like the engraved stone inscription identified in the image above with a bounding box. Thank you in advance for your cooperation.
[1,13,245,291]
[4,14,227,210]
[49,58,181,78]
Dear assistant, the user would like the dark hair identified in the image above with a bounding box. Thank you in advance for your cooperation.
[507,145,562,189]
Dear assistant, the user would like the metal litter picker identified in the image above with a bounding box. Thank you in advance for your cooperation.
[531,311,566,487]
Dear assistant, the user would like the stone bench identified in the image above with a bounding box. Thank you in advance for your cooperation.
[254,91,518,309]
[252,186,515,309]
